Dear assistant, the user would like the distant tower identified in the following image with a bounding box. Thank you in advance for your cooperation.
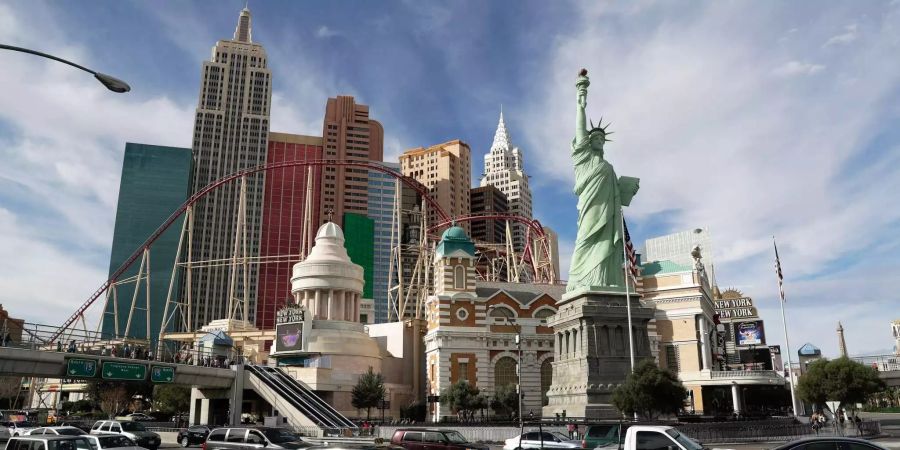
[837,322,848,358]
[892,319,900,356]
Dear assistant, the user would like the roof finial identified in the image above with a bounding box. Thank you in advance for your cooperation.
[234,4,253,43]
[326,207,335,223]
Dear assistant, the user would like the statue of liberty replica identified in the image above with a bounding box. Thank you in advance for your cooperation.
[543,69,654,419]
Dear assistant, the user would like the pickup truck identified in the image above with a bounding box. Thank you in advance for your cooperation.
[594,425,715,450]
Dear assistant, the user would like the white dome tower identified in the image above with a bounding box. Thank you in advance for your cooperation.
[291,222,364,322]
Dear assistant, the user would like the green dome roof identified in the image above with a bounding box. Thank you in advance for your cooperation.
[442,225,468,241]
[436,225,475,257]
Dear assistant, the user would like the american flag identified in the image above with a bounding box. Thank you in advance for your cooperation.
[774,238,785,302]
[623,218,641,289]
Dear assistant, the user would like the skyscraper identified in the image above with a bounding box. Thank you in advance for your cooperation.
[103,143,193,342]
[319,96,384,228]
[480,110,533,251]
[187,7,272,329]
[644,228,716,285]
[369,162,400,323]
[400,140,472,232]
[469,185,508,244]
[255,132,323,329]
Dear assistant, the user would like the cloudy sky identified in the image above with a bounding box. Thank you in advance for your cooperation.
[1,1,898,358]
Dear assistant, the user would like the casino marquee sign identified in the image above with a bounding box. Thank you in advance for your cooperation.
[714,297,758,320]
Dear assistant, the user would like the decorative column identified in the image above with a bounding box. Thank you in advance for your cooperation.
[731,383,741,415]
[327,289,334,320]
[313,290,321,319]
[699,316,712,370]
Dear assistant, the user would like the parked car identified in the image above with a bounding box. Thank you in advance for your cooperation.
[27,426,87,436]
[5,435,94,450]
[125,413,154,421]
[390,429,490,450]
[178,425,212,447]
[580,423,625,449]
[4,421,39,437]
[0,425,10,442]
[770,437,889,450]
[592,425,704,450]
[90,420,161,450]
[83,434,146,450]
[504,431,581,450]
[203,426,313,450]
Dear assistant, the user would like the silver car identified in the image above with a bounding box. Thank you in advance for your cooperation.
[83,434,145,450]
[6,435,94,450]
[27,427,87,436]
[504,431,581,450]
[90,420,160,450]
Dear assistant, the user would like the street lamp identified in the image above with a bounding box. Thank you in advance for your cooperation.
[1,44,131,93]
[488,305,524,429]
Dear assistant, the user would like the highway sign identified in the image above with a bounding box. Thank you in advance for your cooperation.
[102,362,147,381]
[66,359,97,378]
[150,365,175,383]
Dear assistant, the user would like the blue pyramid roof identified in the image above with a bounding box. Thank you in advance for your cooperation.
[200,330,234,346]
[798,343,821,356]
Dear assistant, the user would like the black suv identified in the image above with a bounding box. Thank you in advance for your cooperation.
[390,429,489,450]
[204,427,313,450]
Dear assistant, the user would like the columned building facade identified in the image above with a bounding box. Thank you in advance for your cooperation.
[187,7,272,328]
[479,111,533,251]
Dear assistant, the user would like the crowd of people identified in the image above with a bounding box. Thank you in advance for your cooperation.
[810,408,865,436]
[51,339,235,368]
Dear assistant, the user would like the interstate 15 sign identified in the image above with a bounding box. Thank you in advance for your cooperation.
[66,358,98,378]
[151,365,175,383]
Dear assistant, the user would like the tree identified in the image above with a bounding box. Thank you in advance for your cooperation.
[351,367,385,421]
[440,380,483,421]
[798,357,885,412]
[0,377,23,409]
[490,384,519,420]
[153,385,190,414]
[612,359,687,420]
[99,385,130,419]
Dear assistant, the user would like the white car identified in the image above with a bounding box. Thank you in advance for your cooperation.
[27,427,87,436]
[0,425,10,441]
[125,413,153,422]
[90,420,160,450]
[83,434,145,450]
[4,421,39,437]
[504,431,582,450]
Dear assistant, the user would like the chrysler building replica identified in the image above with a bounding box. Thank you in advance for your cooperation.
[480,109,533,251]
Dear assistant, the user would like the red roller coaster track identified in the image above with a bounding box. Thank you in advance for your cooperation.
[54,159,449,340]
[429,214,547,239]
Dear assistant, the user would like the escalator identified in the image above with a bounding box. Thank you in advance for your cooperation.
[245,364,357,430]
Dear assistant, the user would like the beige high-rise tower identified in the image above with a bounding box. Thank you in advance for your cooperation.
[187,7,272,329]
[837,321,848,358]
[400,140,472,232]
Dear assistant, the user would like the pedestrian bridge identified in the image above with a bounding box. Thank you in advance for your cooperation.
[851,354,900,387]
[0,346,235,388]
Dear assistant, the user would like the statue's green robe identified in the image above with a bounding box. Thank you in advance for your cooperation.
[567,134,625,291]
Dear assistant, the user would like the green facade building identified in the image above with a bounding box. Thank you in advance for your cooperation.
[102,143,192,343]
[342,213,374,300]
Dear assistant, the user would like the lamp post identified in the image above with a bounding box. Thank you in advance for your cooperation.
[488,305,523,429]
[1,44,131,93]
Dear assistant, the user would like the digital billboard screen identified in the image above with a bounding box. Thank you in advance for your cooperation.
[736,320,765,346]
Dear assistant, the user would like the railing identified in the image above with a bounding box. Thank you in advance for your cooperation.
[0,321,240,369]
[710,370,779,378]
[851,354,900,371]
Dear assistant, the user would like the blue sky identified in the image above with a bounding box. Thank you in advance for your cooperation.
[1,1,899,358]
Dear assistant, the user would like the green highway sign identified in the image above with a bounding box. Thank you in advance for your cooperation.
[66,359,98,378]
[102,362,147,381]
[150,365,175,383]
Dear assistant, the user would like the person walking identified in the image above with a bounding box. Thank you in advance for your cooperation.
[567,423,576,439]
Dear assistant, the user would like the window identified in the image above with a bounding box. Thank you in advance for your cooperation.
[459,362,469,382]
[635,431,676,450]
[246,431,266,445]
[100,423,111,432]
[841,443,881,450]
[453,265,466,289]
[495,356,519,388]
[424,432,446,443]
[534,308,556,320]
[226,429,246,443]
[403,432,422,442]
[665,345,680,373]
[541,358,554,406]
[207,430,227,442]
[793,443,839,450]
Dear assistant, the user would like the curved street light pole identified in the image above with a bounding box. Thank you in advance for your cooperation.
[1,44,131,93]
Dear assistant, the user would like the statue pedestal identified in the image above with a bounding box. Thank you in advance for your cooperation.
[542,289,655,419]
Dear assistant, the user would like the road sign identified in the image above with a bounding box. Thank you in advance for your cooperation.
[150,365,175,383]
[66,358,98,378]
[102,362,147,381]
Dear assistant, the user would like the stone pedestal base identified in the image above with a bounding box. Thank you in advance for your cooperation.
[542,289,654,419]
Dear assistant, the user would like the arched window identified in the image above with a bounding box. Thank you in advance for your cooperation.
[489,305,516,318]
[453,265,466,289]
[533,308,556,324]
[541,358,554,406]
[601,326,610,355]
[495,356,519,388]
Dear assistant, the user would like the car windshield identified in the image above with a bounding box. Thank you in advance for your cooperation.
[552,432,571,441]
[665,430,701,450]
[263,429,300,443]
[120,422,146,432]
[17,422,37,427]
[49,437,94,450]
[443,431,467,444]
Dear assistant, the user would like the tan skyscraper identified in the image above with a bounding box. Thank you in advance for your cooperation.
[319,96,384,227]
[187,7,272,328]
[400,140,472,232]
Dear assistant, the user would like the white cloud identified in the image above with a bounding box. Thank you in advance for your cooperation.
[520,1,900,355]
[824,23,859,47]
[772,60,826,77]
[315,25,340,39]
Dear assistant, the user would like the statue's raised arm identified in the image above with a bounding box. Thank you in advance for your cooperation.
[576,68,590,143]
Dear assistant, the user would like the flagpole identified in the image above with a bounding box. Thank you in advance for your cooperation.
[622,207,636,373]
[774,237,799,417]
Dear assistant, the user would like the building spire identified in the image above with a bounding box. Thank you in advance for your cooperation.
[234,5,252,43]
[837,321,848,358]
[490,106,512,152]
